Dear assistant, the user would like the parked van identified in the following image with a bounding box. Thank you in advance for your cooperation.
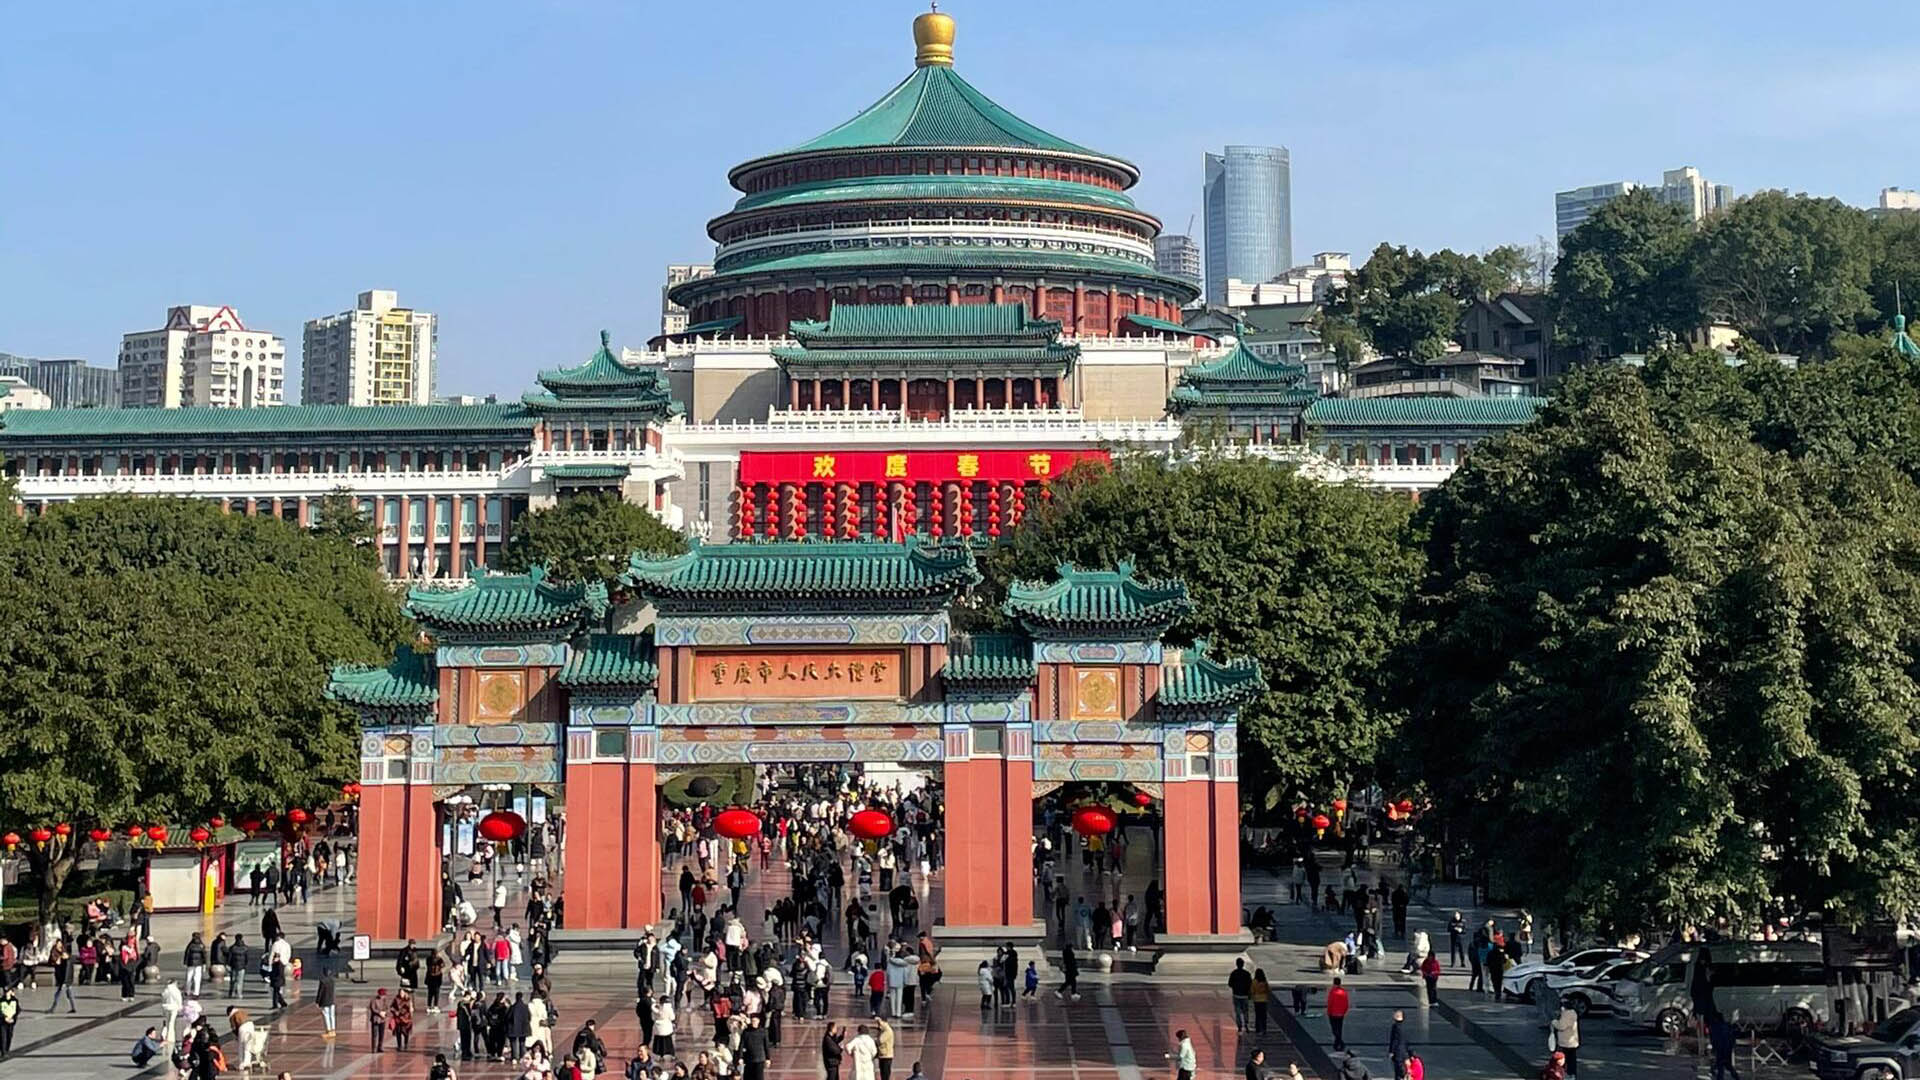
[1620,940,1827,1035]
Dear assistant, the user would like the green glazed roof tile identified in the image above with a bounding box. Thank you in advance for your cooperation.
[1122,314,1215,339]
[689,247,1199,301]
[559,632,658,689]
[1157,640,1265,710]
[1004,561,1192,637]
[1167,336,1314,413]
[1895,314,1920,359]
[536,331,662,392]
[542,464,630,480]
[727,175,1142,215]
[790,303,1058,341]
[773,64,1118,166]
[1304,396,1546,427]
[0,403,534,439]
[327,648,438,710]
[772,346,1076,370]
[525,332,680,420]
[941,632,1035,685]
[625,537,980,606]
[405,566,610,634]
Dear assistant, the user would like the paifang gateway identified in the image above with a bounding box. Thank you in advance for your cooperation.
[0,11,1541,579]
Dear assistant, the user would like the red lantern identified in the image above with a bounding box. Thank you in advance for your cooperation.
[53,822,72,838]
[1132,791,1153,807]
[713,807,761,841]
[1293,805,1309,822]
[189,826,211,846]
[30,826,52,845]
[88,827,112,843]
[1,832,17,851]
[146,824,168,844]
[208,816,225,829]
[1387,804,1402,821]
[477,810,527,843]
[127,825,146,840]
[1311,813,1331,831]
[344,783,361,797]
[287,808,310,825]
[1331,798,1348,815]
[849,809,894,841]
[237,815,262,834]
[1396,798,1415,815]
[1071,807,1117,836]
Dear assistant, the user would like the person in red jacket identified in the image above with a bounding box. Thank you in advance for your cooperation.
[1326,977,1351,1051]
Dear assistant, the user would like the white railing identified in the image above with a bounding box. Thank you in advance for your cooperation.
[762,406,1086,427]
[531,445,685,474]
[668,413,1183,447]
[717,218,1155,263]
[628,337,794,361]
[13,467,531,499]
[1233,444,1457,491]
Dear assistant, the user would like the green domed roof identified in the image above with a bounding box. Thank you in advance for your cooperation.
[731,64,1136,185]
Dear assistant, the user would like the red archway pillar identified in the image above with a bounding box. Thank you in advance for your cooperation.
[356,723,441,942]
[1160,727,1242,937]
[563,724,661,930]
[940,723,1034,932]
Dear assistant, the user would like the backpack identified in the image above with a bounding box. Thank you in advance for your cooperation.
[1408,1057,1424,1080]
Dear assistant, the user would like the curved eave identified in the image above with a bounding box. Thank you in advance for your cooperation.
[670,250,1202,308]
[709,196,1163,245]
[728,144,1140,193]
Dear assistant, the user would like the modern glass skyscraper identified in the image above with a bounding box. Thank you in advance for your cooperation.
[1203,146,1292,304]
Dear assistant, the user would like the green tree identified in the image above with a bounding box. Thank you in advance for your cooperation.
[1867,211,1920,330]
[1401,352,1920,931]
[498,492,686,586]
[1695,191,1875,358]
[1328,243,1529,361]
[1548,189,1701,357]
[974,455,1423,796]
[0,496,410,919]
[309,486,378,552]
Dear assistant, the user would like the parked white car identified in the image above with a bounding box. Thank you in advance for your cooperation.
[1542,959,1642,1016]
[1506,948,1647,1001]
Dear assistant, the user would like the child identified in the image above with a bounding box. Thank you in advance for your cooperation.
[1022,961,1039,998]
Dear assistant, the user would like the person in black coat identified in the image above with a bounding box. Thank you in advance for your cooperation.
[485,992,510,1060]
[741,1014,770,1080]
[821,1024,845,1080]
[506,992,532,1060]
[455,993,478,1060]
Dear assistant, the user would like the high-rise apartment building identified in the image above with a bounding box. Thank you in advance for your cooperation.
[119,306,285,409]
[1203,146,1292,305]
[0,354,120,408]
[661,264,714,337]
[1556,166,1734,243]
[302,290,438,406]
[1154,234,1202,291]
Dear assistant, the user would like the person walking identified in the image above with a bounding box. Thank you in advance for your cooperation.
[369,989,394,1051]
[46,937,76,1014]
[1420,951,1442,1005]
[393,989,416,1052]
[1228,958,1253,1032]
[1251,968,1272,1034]
[0,987,18,1059]
[1172,1029,1197,1080]
[847,1024,878,1080]
[1448,913,1465,967]
[1388,1011,1411,1080]
[183,932,208,997]
[1708,1014,1740,1080]
[227,935,251,999]
[507,992,532,1060]
[316,965,338,1039]
[1055,941,1080,1001]
[1327,977,1351,1052]
[269,953,289,1010]
[161,979,184,1047]
[1553,1000,1581,1077]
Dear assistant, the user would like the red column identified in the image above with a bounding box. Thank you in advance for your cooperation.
[623,763,661,927]
[400,781,440,937]
[1162,771,1241,936]
[563,754,625,928]
[356,779,405,940]
[940,733,1032,930]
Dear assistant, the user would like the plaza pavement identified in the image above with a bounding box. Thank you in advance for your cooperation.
[1,835,1803,1080]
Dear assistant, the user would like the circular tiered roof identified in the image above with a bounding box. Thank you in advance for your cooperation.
[669,11,1197,334]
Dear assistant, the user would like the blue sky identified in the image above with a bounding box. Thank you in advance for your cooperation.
[3,0,1912,397]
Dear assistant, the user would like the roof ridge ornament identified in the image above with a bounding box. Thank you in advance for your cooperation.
[913,3,955,67]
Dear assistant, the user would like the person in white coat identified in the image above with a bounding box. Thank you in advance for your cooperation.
[159,980,183,1047]
[526,993,552,1055]
[846,1024,878,1080]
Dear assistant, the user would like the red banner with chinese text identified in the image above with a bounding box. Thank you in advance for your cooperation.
[737,448,1110,485]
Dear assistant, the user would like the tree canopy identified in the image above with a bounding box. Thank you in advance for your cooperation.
[1326,242,1530,360]
[0,496,411,915]
[1549,189,1700,357]
[973,455,1423,797]
[497,492,686,586]
[1400,347,1920,931]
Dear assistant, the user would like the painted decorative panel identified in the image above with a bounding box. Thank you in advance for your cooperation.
[655,725,942,766]
[1036,743,1160,763]
[435,723,559,747]
[1033,719,1162,744]
[1071,668,1122,719]
[568,701,642,727]
[438,643,568,669]
[1034,758,1164,782]
[474,671,525,721]
[656,613,947,648]
[434,745,560,785]
[946,700,1029,725]
[650,702,945,727]
[1034,641,1161,664]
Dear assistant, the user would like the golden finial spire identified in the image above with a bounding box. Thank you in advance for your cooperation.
[913,2,955,66]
